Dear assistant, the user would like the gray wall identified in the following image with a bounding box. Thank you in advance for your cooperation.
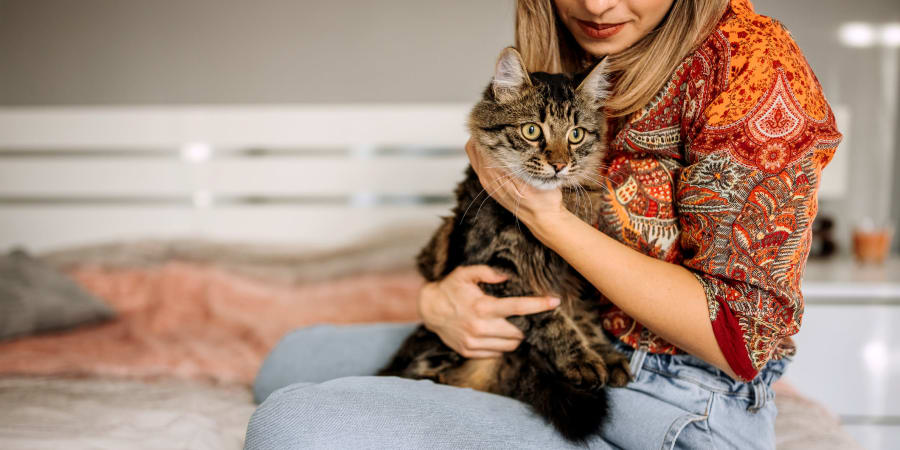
[0,0,514,104]
[2,0,897,106]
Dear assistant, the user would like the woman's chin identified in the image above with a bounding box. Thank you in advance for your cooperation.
[573,31,638,57]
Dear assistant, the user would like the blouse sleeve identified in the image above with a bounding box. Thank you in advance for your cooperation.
[675,24,842,381]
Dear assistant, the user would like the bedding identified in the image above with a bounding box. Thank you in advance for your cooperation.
[0,375,255,450]
[0,248,115,341]
[0,227,862,449]
[0,376,860,450]
[0,249,424,384]
[772,382,863,449]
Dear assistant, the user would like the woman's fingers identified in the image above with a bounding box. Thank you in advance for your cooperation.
[466,139,518,203]
[466,139,507,187]
[480,295,560,318]
[456,264,509,284]
[461,349,504,359]
[466,317,525,340]
[465,139,483,172]
[508,176,525,198]
[453,321,522,358]
[465,337,522,353]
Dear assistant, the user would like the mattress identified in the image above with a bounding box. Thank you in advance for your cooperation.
[0,376,254,450]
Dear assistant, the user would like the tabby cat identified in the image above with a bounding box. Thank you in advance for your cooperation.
[377,47,630,443]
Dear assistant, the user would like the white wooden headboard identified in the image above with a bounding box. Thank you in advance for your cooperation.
[0,105,472,252]
[0,104,850,253]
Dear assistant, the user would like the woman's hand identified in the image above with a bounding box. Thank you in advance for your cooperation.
[465,138,567,227]
[418,264,560,358]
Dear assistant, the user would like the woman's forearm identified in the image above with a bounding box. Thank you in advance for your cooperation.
[528,210,738,380]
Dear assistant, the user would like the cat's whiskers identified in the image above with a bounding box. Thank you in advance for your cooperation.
[584,184,595,217]
[578,169,616,183]
[460,171,516,224]
[564,181,582,218]
[579,183,591,217]
[575,173,615,197]
[513,191,523,234]
[590,163,631,180]
[575,184,590,214]
[462,166,526,224]
[474,167,528,220]
[459,187,490,225]
[458,158,527,223]
[572,183,592,219]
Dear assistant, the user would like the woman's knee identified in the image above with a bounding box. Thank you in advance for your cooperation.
[252,324,337,402]
[246,376,439,449]
[245,382,321,450]
[252,322,420,403]
[244,375,578,449]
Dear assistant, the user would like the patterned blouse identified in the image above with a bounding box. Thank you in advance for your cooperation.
[595,0,843,381]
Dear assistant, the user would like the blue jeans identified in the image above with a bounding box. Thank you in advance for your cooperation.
[245,323,788,449]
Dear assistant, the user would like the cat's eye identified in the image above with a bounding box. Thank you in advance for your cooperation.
[568,127,586,144]
[520,123,542,141]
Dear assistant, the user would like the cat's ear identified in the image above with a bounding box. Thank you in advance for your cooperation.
[576,58,611,102]
[491,47,531,103]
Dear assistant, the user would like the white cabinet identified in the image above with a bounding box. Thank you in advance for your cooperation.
[791,305,900,417]
[792,257,900,450]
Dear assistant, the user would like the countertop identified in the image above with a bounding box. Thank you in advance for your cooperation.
[802,254,900,303]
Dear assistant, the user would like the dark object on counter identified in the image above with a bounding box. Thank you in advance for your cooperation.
[809,216,836,258]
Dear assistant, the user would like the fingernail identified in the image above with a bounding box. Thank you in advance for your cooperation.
[549,297,561,307]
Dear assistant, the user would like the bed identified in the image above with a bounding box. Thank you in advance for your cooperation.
[0,106,862,449]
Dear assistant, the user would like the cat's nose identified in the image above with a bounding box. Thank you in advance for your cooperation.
[551,162,567,173]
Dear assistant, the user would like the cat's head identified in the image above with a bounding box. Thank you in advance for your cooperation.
[468,47,610,190]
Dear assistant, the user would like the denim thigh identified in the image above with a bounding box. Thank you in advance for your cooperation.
[607,340,787,450]
[246,323,787,449]
[252,323,420,403]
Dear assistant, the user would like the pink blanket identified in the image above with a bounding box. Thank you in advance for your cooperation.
[0,262,422,385]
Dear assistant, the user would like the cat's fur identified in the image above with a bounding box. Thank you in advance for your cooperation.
[377,47,630,443]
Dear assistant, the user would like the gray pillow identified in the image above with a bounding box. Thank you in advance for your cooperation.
[0,247,116,340]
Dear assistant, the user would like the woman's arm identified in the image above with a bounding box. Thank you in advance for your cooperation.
[464,139,739,380]
[529,210,738,380]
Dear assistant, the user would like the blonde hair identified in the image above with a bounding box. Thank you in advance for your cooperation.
[516,0,728,117]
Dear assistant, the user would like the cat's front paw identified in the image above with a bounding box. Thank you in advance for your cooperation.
[562,357,609,389]
[604,354,632,387]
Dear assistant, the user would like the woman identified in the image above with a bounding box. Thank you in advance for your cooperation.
[244,0,842,448]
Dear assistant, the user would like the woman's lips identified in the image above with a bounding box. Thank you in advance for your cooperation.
[576,19,626,39]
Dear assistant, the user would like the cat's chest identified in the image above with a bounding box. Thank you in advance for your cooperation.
[462,201,550,262]
[457,199,575,295]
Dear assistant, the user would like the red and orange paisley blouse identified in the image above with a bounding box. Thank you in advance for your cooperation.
[595,0,842,381]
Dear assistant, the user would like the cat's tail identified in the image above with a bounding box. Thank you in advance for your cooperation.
[514,353,610,444]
